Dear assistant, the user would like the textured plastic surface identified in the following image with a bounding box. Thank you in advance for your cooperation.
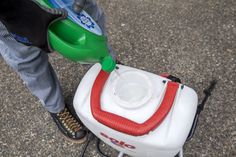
[74,64,198,157]
[37,0,111,65]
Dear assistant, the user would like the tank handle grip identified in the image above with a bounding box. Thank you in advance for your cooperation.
[90,70,179,136]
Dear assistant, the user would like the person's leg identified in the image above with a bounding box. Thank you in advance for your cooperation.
[0,22,86,142]
[84,0,106,35]
[84,0,115,58]
[0,24,64,113]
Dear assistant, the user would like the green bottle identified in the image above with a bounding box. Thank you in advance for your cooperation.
[38,0,116,72]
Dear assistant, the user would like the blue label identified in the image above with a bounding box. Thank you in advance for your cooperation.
[77,14,95,29]
[48,0,102,35]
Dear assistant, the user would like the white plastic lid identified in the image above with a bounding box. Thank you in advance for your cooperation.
[111,70,153,109]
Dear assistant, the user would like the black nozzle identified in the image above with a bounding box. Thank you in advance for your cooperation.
[186,79,217,141]
[199,80,217,112]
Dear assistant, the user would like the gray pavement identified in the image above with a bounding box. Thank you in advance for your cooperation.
[0,0,235,157]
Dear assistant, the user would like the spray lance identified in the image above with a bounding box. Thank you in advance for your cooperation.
[38,0,116,73]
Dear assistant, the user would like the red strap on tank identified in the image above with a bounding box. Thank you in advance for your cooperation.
[160,73,170,78]
[91,70,179,136]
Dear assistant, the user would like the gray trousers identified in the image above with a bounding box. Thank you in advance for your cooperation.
[0,0,108,113]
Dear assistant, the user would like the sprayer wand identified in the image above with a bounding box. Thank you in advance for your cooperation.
[186,80,217,141]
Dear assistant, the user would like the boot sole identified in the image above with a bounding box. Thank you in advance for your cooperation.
[59,131,88,144]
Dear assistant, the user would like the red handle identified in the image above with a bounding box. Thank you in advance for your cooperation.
[91,70,179,136]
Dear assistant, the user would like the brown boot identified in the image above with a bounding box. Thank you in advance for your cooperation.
[50,107,87,143]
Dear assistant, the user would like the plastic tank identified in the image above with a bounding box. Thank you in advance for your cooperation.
[74,64,198,157]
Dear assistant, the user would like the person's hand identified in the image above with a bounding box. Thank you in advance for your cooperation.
[73,0,86,13]
[0,0,67,52]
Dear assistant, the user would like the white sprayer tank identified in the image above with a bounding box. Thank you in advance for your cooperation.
[74,64,198,157]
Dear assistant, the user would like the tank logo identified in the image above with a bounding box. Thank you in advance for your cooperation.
[100,132,136,149]
[77,14,95,29]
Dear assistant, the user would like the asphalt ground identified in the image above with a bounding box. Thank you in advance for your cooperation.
[0,0,235,157]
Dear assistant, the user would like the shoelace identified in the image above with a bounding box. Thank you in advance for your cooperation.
[57,108,82,135]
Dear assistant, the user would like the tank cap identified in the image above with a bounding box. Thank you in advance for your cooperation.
[101,56,116,72]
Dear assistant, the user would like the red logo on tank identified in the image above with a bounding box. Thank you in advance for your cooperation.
[100,132,136,149]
